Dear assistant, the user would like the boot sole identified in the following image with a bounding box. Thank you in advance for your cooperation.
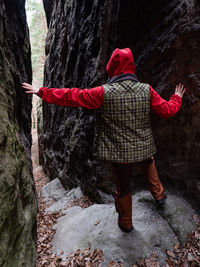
[118,223,133,233]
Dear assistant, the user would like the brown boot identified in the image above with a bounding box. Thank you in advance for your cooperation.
[114,192,133,233]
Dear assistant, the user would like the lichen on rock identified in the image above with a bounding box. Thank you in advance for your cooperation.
[0,0,37,266]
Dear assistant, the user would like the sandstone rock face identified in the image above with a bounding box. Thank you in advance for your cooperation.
[41,0,114,202]
[43,0,54,27]
[0,0,37,266]
[115,0,200,204]
[41,0,200,204]
[52,191,196,266]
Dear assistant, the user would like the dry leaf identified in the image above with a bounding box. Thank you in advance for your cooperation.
[193,214,200,226]
[174,243,179,250]
[108,260,116,266]
[166,250,176,258]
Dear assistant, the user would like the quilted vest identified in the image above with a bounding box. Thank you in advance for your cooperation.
[95,80,156,163]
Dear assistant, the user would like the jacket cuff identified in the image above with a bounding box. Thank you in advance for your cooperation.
[172,94,182,102]
[37,87,44,97]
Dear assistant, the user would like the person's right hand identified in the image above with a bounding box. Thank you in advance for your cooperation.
[175,83,186,98]
[22,82,39,94]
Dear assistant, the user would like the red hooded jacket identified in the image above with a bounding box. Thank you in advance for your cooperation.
[38,48,181,119]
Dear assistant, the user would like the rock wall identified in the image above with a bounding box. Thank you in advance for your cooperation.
[0,0,37,266]
[43,0,54,27]
[41,0,200,204]
[115,0,200,204]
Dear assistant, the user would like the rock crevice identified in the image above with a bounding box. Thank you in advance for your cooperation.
[40,0,200,204]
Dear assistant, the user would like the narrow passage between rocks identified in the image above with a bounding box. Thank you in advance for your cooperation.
[27,1,200,266]
[31,124,200,267]
[32,125,104,266]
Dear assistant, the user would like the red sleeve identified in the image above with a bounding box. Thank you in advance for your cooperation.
[150,86,182,119]
[37,86,104,109]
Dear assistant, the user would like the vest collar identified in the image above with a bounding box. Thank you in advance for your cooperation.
[107,73,139,84]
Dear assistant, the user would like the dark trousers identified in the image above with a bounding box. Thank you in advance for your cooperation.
[111,157,164,200]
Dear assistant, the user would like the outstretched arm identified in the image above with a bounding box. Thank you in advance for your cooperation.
[22,82,104,109]
[150,83,186,119]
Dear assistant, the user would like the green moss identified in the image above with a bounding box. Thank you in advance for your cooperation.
[0,51,37,266]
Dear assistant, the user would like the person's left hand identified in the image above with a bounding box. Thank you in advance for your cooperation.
[22,82,39,94]
[174,83,186,98]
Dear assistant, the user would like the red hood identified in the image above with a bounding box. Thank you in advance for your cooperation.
[106,48,136,78]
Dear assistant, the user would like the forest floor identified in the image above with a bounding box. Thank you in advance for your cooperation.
[31,127,200,267]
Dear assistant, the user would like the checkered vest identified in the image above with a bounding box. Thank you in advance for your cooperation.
[95,80,156,162]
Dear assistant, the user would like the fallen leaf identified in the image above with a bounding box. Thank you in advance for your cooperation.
[193,214,200,226]
[166,250,176,258]
[174,243,179,250]
[108,260,116,267]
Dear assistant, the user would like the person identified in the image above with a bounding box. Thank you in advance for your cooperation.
[22,48,186,233]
